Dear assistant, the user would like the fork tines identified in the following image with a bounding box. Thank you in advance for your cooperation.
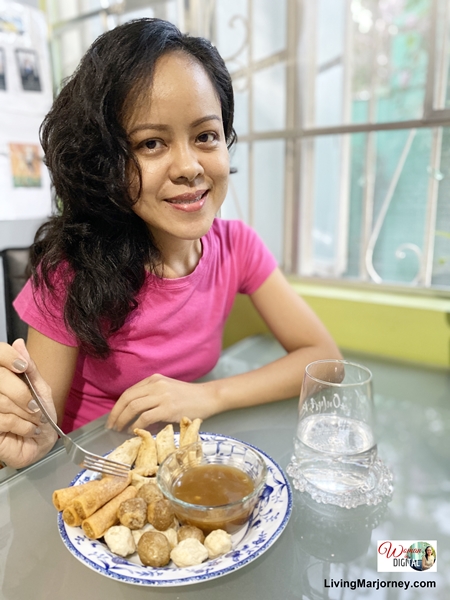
[82,456,130,478]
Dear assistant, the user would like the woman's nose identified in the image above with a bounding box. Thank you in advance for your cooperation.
[169,143,204,182]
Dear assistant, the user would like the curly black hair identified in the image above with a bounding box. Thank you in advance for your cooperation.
[32,18,236,358]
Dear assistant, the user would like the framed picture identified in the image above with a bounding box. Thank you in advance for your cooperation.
[9,142,42,188]
[0,48,6,90]
[15,48,42,92]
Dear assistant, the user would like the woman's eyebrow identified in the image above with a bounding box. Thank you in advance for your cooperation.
[128,114,221,136]
[191,114,221,127]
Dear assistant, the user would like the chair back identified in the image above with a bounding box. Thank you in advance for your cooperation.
[1,247,30,344]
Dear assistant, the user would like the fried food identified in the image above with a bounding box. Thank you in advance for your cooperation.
[82,485,137,539]
[133,428,158,476]
[160,527,178,549]
[136,481,164,504]
[54,416,235,571]
[117,497,147,530]
[204,529,232,559]
[131,523,155,546]
[177,525,205,544]
[147,498,175,531]
[62,505,83,527]
[104,525,136,557]
[137,531,171,568]
[156,424,176,464]
[106,436,142,466]
[52,479,104,512]
[179,416,192,446]
[72,474,131,520]
[130,472,156,489]
[170,538,208,568]
[179,418,202,447]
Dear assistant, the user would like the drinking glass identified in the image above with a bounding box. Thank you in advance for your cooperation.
[286,359,393,508]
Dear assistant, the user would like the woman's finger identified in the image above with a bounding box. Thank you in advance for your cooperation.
[11,338,57,421]
[109,393,159,431]
[0,367,41,415]
[0,392,42,425]
[0,340,29,372]
[128,407,165,432]
[0,412,42,438]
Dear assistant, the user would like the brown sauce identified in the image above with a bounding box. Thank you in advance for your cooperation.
[172,464,255,506]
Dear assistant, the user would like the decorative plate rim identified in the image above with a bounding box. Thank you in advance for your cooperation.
[58,432,293,586]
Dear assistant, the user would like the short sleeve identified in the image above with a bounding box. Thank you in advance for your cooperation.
[13,277,78,346]
[228,220,278,295]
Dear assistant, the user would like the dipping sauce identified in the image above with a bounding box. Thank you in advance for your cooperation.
[172,464,255,506]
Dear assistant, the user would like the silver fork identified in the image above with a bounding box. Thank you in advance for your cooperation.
[19,373,130,478]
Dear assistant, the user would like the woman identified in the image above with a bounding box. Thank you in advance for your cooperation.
[421,546,435,570]
[0,18,341,469]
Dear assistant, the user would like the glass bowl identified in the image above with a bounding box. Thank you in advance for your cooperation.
[156,438,267,534]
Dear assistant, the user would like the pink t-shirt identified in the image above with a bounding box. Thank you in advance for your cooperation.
[14,219,277,432]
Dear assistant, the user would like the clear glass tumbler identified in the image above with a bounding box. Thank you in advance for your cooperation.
[287,359,393,508]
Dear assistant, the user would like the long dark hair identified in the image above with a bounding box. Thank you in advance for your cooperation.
[33,18,236,358]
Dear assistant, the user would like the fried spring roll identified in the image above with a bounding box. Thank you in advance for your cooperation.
[62,505,83,527]
[82,486,137,539]
[52,479,105,511]
[72,474,131,520]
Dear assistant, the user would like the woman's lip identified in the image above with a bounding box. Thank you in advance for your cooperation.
[164,190,208,213]
[165,190,208,203]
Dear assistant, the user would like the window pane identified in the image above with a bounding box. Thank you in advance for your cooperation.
[316,65,344,126]
[53,16,104,82]
[370,128,431,284]
[222,142,249,222]
[233,77,249,136]
[345,132,367,279]
[351,0,431,124]
[253,140,285,264]
[432,127,450,287]
[253,62,286,132]
[216,0,249,72]
[310,135,346,275]
[314,0,346,127]
[252,0,286,62]
[433,0,450,110]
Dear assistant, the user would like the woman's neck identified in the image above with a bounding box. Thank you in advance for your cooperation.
[155,238,203,279]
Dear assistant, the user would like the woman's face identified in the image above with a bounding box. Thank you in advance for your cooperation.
[125,51,230,248]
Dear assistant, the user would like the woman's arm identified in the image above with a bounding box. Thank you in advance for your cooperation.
[26,327,79,424]
[207,267,342,412]
[107,269,342,431]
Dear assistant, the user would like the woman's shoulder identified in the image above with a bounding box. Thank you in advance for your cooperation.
[208,218,261,249]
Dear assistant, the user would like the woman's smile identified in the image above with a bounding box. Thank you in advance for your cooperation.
[164,189,209,211]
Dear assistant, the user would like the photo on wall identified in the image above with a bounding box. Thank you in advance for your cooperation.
[9,142,42,187]
[15,48,42,92]
[0,48,6,90]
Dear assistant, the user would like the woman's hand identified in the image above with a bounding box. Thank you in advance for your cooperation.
[106,374,217,432]
[0,339,58,468]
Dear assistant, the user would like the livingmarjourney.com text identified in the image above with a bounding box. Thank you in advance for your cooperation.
[324,578,436,591]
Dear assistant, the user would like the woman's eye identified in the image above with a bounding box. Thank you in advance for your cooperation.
[144,139,163,151]
[197,132,217,144]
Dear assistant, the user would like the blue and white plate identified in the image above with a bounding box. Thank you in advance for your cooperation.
[58,432,292,586]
